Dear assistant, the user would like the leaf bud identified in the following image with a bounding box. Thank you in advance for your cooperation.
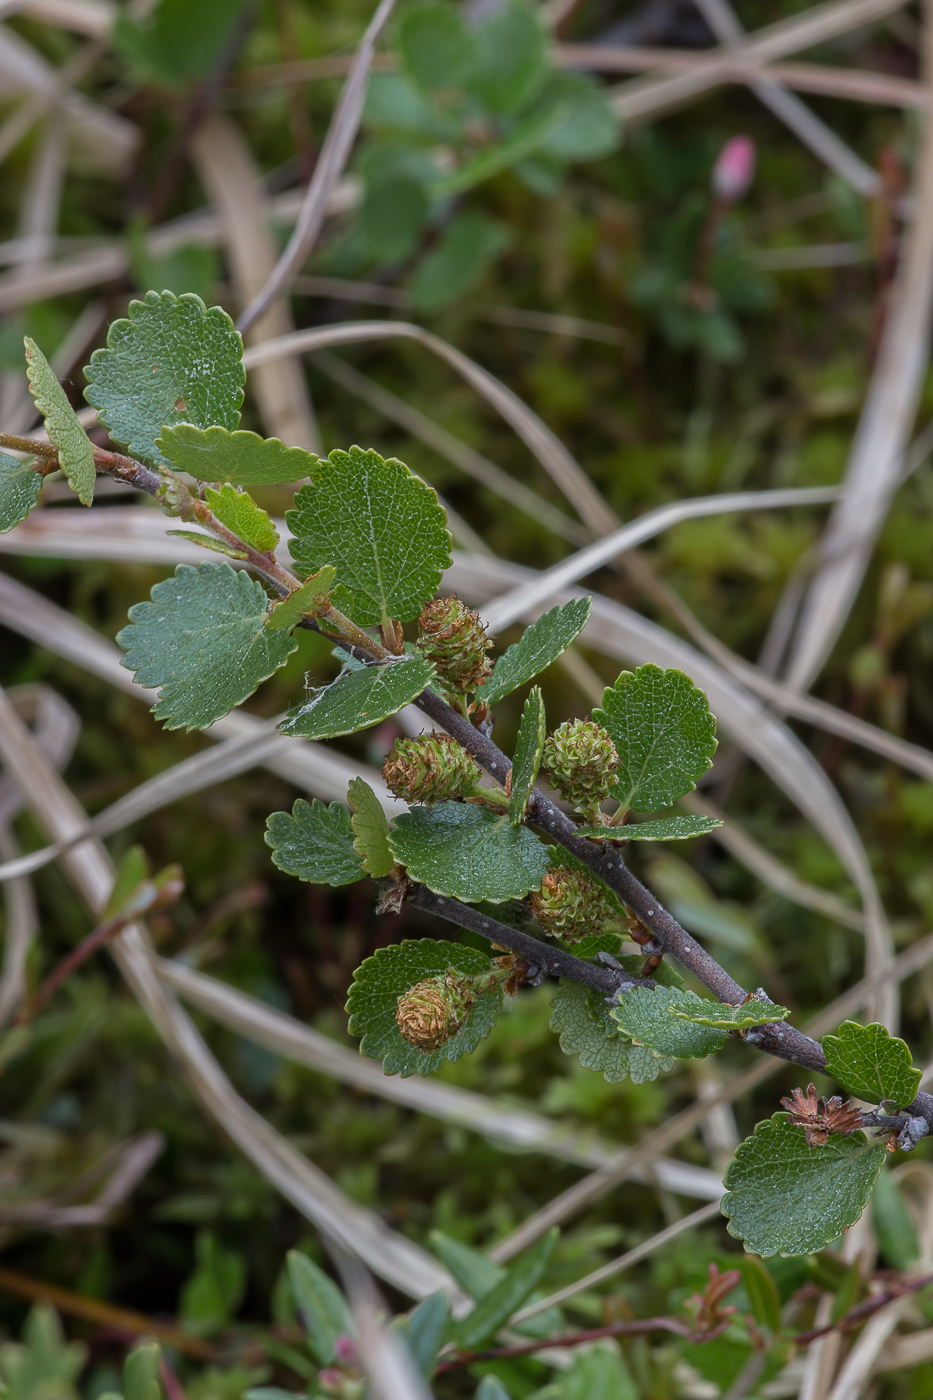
[395,972,475,1051]
[529,867,622,945]
[383,734,482,804]
[541,718,618,818]
[417,596,493,691]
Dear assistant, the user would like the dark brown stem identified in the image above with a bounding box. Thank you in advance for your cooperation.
[405,884,649,996]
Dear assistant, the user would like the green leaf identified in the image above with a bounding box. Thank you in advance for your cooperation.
[610,987,727,1060]
[454,1229,557,1350]
[410,212,510,310]
[549,979,675,1084]
[430,1232,502,1300]
[390,802,550,903]
[123,1344,161,1400]
[668,996,790,1031]
[179,1229,246,1336]
[346,939,500,1077]
[358,174,430,265]
[278,655,434,740]
[0,450,43,533]
[287,446,452,626]
[535,71,620,160]
[594,664,718,811]
[574,815,723,841]
[465,2,547,116]
[104,845,149,919]
[395,1291,449,1379]
[740,1257,782,1336]
[84,291,244,465]
[287,1251,354,1366]
[264,799,363,886]
[399,2,473,91]
[157,424,317,485]
[476,1379,511,1400]
[24,337,95,506]
[0,1304,87,1394]
[348,777,394,878]
[562,1348,639,1400]
[113,0,250,86]
[118,563,296,730]
[478,598,593,705]
[203,484,278,554]
[722,1114,887,1257]
[822,1021,922,1108]
[165,529,247,559]
[510,686,546,826]
[265,568,336,631]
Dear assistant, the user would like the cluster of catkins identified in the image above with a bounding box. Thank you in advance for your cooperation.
[384,600,634,1052]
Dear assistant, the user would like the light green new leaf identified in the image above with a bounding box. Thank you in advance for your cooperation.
[0,450,43,533]
[288,1251,354,1366]
[123,1343,161,1400]
[478,598,592,705]
[203,484,278,553]
[390,802,550,903]
[668,995,790,1031]
[722,1114,887,1257]
[118,562,296,730]
[84,291,244,464]
[165,529,247,559]
[509,686,545,826]
[454,1229,557,1351]
[823,1021,922,1108]
[348,777,394,877]
[287,446,452,626]
[0,1303,87,1394]
[346,939,500,1077]
[157,423,317,484]
[610,986,726,1059]
[550,979,675,1084]
[24,337,95,506]
[278,655,434,740]
[265,799,363,886]
[265,568,336,631]
[574,815,723,842]
[741,1257,782,1336]
[595,663,718,811]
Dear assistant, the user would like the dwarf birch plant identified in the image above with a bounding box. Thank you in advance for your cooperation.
[4,290,933,1262]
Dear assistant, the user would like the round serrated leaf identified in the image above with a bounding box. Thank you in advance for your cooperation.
[118,562,296,730]
[0,450,43,533]
[278,655,434,740]
[347,777,394,878]
[509,686,545,826]
[668,995,789,1031]
[286,446,452,627]
[822,1021,922,1109]
[390,802,550,903]
[84,291,244,465]
[610,986,726,1059]
[24,337,96,506]
[346,939,500,1077]
[265,799,363,886]
[550,979,674,1084]
[478,598,592,706]
[157,424,318,484]
[574,816,723,841]
[594,664,718,812]
[722,1114,887,1257]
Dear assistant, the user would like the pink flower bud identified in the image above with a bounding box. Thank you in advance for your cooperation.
[334,1335,359,1365]
[712,136,755,204]
[317,1370,343,1395]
